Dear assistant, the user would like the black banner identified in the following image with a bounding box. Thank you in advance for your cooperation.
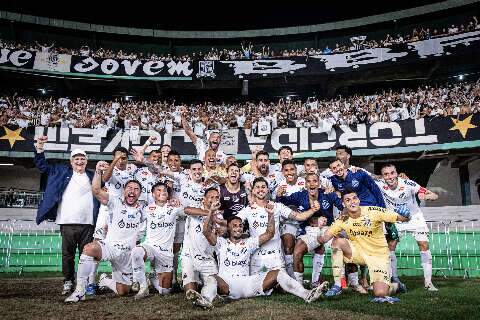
[196,30,480,80]
[0,47,36,70]
[1,115,479,159]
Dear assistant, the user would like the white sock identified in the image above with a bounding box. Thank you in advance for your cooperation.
[88,261,98,285]
[277,270,309,300]
[76,254,95,292]
[294,272,304,285]
[348,271,359,287]
[285,255,294,277]
[420,250,433,285]
[159,287,172,295]
[99,275,118,294]
[131,247,147,287]
[201,275,217,303]
[151,276,161,292]
[311,254,324,284]
[390,251,398,279]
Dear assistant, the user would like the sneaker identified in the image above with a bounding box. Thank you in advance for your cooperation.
[186,289,213,309]
[305,281,329,303]
[134,286,150,300]
[65,290,86,303]
[131,281,140,293]
[86,283,98,296]
[391,277,407,293]
[349,284,368,294]
[425,283,439,292]
[98,273,110,291]
[62,280,74,295]
[325,284,342,297]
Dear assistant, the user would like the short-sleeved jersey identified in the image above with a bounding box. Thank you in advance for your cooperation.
[219,184,249,219]
[183,207,214,260]
[274,176,306,201]
[328,206,398,256]
[329,170,386,207]
[237,203,291,253]
[105,196,145,247]
[376,178,423,216]
[215,236,259,278]
[143,203,183,255]
[106,164,138,197]
[171,172,205,208]
[134,166,158,202]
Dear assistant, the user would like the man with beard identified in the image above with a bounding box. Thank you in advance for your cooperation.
[241,150,278,196]
[274,160,306,277]
[376,164,439,291]
[316,189,411,302]
[203,200,327,302]
[202,148,227,185]
[131,182,183,299]
[181,107,227,164]
[65,161,145,302]
[237,177,319,274]
[277,173,343,288]
[219,163,249,219]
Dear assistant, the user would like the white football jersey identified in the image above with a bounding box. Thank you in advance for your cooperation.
[183,208,214,260]
[142,202,183,254]
[376,178,423,216]
[172,172,205,208]
[275,176,306,197]
[237,202,291,254]
[241,171,279,195]
[105,196,145,247]
[215,237,259,278]
[134,166,158,202]
[106,164,138,197]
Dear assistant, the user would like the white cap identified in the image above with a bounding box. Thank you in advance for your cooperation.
[70,148,87,158]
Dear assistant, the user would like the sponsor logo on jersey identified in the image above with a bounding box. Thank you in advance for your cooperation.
[351,179,359,188]
[117,219,139,229]
[252,220,268,229]
[321,200,330,209]
[150,221,175,229]
[349,229,373,237]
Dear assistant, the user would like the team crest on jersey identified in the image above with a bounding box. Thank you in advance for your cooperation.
[363,217,372,227]
[351,179,359,188]
[322,200,330,209]
[195,224,202,233]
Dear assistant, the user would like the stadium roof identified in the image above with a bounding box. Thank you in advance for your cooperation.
[0,1,449,31]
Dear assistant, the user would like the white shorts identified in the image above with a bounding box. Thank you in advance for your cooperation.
[181,252,218,285]
[174,219,185,244]
[98,240,133,285]
[250,248,284,274]
[298,226,330,253]
[281,221,299,237]
[396,214,430,242]
[141,243,174,273]
[222,273,273,300]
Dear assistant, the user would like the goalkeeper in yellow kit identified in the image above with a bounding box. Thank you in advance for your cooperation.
[316,188,411,302]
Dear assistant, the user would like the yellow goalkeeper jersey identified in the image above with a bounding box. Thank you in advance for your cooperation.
[328,206,398,256]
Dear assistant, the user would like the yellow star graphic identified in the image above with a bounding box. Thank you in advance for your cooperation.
[449,115,477,139]
[0,127,26,148]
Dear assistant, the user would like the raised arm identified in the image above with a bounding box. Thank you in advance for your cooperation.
[258,203,275,246]
[180,106,198,144]
[202,207,218,246]
[33,135,49,173]
[288,200,320,221]
[102,152,123,183]
[418,188,438,201]
[92,161,110,205]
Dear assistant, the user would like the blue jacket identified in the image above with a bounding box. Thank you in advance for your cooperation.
[329,170,386,208]
[277,189,343,226]
[34,151,100,225]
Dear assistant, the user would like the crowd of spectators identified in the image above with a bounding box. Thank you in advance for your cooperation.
[1,79,479,134]
[0,17,477,62]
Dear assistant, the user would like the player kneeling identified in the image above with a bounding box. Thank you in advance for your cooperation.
[131,182,183,299]
[65,162,145,302]
[317,188,411,303]
[203,202,328,303]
